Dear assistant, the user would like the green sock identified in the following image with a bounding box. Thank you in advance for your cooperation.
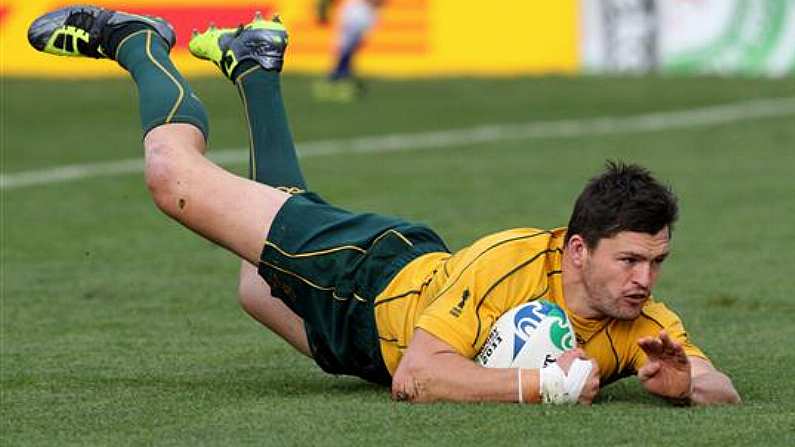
[115,29,210,140]
[235,63,307,191]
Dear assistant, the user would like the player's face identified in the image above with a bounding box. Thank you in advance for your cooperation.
[581,228,670,320]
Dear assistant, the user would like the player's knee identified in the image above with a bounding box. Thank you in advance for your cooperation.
[237,276,259,314]
[143,141,181,214]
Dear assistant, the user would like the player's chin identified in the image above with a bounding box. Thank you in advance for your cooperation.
[613,299,646,320]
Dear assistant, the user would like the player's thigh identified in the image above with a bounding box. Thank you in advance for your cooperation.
[238,261,311,357]
[144,124,289,264]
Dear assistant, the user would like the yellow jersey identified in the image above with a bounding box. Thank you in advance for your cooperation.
[373,227,707,383]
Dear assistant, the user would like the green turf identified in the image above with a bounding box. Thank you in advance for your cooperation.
[3,74,795,446]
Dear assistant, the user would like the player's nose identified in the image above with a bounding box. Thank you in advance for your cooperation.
[631,262,653,290]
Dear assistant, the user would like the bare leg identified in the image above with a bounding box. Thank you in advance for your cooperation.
[29,7,307,359]
[238,261,311,356]
[144,125,309,358]
[143,123,290,264]
[230,63,312,350]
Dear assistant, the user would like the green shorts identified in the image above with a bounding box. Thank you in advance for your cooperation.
[258,192,448,385]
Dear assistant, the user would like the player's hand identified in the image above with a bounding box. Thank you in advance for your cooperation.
[557,349,600,405]
[637,330,692,401]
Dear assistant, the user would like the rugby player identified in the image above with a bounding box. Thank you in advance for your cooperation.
[28,6,740,406]
[313,0,386,101]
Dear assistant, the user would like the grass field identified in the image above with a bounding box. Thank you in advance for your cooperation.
[2,74,795,446]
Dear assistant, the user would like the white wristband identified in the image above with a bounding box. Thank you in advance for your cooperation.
[516,368,524,404]
[539,359,593,404]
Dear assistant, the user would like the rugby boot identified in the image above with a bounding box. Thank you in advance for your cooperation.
[189,11,288,80]
[27,5,175,59]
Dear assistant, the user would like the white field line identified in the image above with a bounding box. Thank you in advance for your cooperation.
[3,96,795,190]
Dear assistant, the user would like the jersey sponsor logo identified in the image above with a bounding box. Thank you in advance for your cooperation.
[449,289,470,317]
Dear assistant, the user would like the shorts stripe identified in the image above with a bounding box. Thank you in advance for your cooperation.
[261,260,368,303]
[265,240,367,257]
[265,228,413,258]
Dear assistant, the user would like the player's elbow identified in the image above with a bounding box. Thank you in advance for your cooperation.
[693,384,742,406]
[391,352,434,403]
[723,387,742,405]
[690,370,742,406]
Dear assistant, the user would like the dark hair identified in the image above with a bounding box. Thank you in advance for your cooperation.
[564,161,679,248]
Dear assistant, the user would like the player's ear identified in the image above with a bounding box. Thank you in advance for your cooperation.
[567,234,588,268]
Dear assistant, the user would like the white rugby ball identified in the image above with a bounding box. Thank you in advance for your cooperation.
[476,300,576,369]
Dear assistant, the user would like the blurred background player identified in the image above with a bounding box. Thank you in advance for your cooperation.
[316,0,335,24]
[314,0,386,101]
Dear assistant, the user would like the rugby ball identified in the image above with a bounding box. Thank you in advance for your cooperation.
[476,300,576,369]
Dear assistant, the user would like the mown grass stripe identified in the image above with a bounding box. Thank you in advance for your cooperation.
[3,96,795,190]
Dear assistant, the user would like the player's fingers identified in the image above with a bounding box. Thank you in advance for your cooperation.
[669,340,685,358]
[558,348,587,367]
[559,349,575,360]
[590,376,601,397]
[638,336,663,356]
[671,345,690,367]
[659,330,675,350]
[556,349,577,373]
[637,360,661,382]
[638,335,656,347]
[578,385,595,405]
[589,358,600,378]
[578,376,600,405]
[658,331,687,358]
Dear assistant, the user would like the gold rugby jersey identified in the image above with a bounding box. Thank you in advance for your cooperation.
[373,227,707,383]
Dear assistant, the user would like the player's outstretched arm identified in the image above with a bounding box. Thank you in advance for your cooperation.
[687,357,741,405]
[637,330,740,405]
[391,328,599,404]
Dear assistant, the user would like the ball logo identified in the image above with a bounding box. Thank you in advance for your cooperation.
[512,300,575,361]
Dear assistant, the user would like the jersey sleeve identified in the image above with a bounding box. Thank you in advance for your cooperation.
[414,241,548,359]
[629,301,710,372]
